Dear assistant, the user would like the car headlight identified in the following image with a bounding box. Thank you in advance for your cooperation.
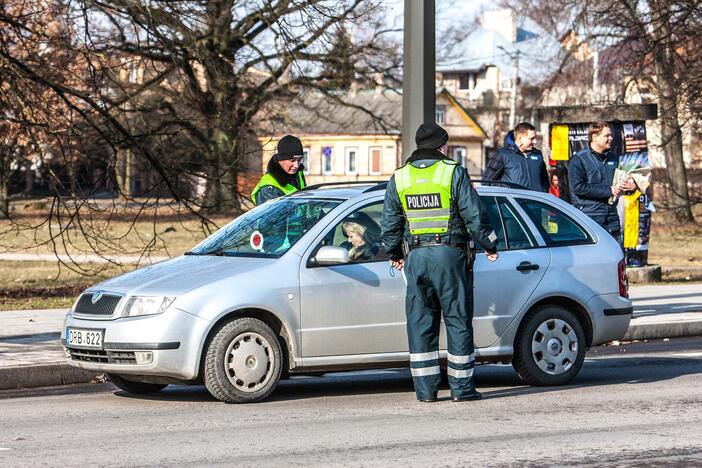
[123,296,174,318]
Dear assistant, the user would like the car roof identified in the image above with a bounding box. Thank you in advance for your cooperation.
[290,181,534,200]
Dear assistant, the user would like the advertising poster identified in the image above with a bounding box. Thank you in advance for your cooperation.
[548,121,652,266]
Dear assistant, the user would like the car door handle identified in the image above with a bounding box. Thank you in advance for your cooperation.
[516,262,540,271]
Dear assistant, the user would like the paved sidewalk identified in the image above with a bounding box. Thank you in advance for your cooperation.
[1,284,701,390]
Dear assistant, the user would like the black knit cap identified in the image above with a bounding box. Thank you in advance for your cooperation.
[415,122,449,150]
[274,135,304,160]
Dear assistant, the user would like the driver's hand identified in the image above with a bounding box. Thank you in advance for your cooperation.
[486,252,499,262]
[390,259,405,271]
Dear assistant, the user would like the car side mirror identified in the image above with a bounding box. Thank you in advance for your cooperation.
[314,246,350,266]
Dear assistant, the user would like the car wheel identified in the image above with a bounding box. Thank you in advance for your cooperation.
[204,317,283,403]
[108,374,168,394]
[513,305,586,386]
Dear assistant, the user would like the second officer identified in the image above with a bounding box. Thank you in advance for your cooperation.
[381,122,499,403]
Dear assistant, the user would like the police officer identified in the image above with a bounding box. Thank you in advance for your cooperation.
[381,122,499,403]
[251,135,307,205]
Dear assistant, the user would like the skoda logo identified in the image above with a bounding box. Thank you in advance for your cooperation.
[91,291,104,304]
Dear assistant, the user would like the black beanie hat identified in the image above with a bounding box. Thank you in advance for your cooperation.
[274,135,304,160]
[415,122,449,150]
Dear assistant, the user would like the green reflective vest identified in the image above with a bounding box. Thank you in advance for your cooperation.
[395,160,457,235]
[250,171,306,205]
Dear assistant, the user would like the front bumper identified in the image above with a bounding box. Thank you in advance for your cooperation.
[587,293,633,345]
[63,307,209,381]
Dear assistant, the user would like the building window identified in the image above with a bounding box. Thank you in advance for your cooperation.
[501,77,513,90]
[451,146,466,166]
[436,105,446,125]
[302,148,310,175]
[322,146,334,175]
[369,147,382,175]
[459,73,474,90]
[345,147,357,175]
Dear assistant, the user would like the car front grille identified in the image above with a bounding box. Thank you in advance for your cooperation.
[74,293,122,316]
[67,348,136,365]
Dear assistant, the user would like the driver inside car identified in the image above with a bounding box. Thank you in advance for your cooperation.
[340,217,384,262]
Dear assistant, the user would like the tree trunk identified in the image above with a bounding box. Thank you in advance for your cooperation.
[649,0,694,222]
[0,165,9,219]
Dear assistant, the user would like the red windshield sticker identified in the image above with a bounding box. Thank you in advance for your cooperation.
[250,231,264,250]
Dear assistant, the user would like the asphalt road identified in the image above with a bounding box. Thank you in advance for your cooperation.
[2,338,702,467]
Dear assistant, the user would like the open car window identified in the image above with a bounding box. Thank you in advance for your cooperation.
[479,196,535,251]
[321,201,388,264]
[190,197,341,258]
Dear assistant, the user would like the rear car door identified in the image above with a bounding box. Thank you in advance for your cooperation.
[470,195,551,347]
[298,200,407,357]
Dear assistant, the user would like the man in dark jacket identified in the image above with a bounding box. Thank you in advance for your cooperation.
[485,122,549,192]
[250,135,307,205]
[381,122,498,403]
[568,121,634,240]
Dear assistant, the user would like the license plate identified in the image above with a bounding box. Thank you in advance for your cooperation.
[66,328,104,349]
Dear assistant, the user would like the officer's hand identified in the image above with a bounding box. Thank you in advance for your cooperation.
[486,252,499,262]
[390,259,405,271]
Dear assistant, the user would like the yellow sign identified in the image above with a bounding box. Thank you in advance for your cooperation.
[623,191,641,249]
[550,125,569,161]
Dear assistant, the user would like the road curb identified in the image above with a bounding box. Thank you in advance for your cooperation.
[1,320,701,391]
[623,318,702,341]
[0,362,98,390]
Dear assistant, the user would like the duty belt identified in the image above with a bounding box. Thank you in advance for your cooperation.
[407,234,467,251]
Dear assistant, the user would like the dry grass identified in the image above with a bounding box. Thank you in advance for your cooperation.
[647,205,702,267]
[0,213,232,259]
[0,260,131,311]
[1,200,700,309]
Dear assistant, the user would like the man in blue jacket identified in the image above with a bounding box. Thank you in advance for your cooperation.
[485,122,549,192]
[568,122,635,240]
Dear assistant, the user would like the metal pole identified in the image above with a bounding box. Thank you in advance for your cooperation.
[592,49,599,103]
[402,0,435,162]
[509,50,519,129]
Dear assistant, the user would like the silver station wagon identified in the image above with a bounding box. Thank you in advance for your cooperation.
[63,183,633,403]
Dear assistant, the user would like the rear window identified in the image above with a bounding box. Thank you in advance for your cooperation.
[516,198,593,247]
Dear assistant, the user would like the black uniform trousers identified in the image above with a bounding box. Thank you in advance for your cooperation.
[404,244,476,400]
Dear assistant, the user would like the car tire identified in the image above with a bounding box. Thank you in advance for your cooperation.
[204,317,283,403]
[108,374,168,394]
[513,305,586,386]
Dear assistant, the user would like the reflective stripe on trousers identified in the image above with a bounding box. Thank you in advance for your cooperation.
[410,366,441,377]
[447,367,474,379]
[447,352,475,364]
[410,351,439,362]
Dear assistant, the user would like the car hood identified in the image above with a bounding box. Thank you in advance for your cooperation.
[91,255,275,297]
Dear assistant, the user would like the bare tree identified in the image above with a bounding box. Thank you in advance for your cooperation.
[503,0,701,222]
[0,0,400,268]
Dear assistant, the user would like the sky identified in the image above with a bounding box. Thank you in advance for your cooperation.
[384,0,492,33]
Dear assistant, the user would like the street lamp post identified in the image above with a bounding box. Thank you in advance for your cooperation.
[402,0,435,162]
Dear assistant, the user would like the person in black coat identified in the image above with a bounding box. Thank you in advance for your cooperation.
[484,122,549,192]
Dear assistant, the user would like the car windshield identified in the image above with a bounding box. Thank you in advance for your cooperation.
[189,197,342,258]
